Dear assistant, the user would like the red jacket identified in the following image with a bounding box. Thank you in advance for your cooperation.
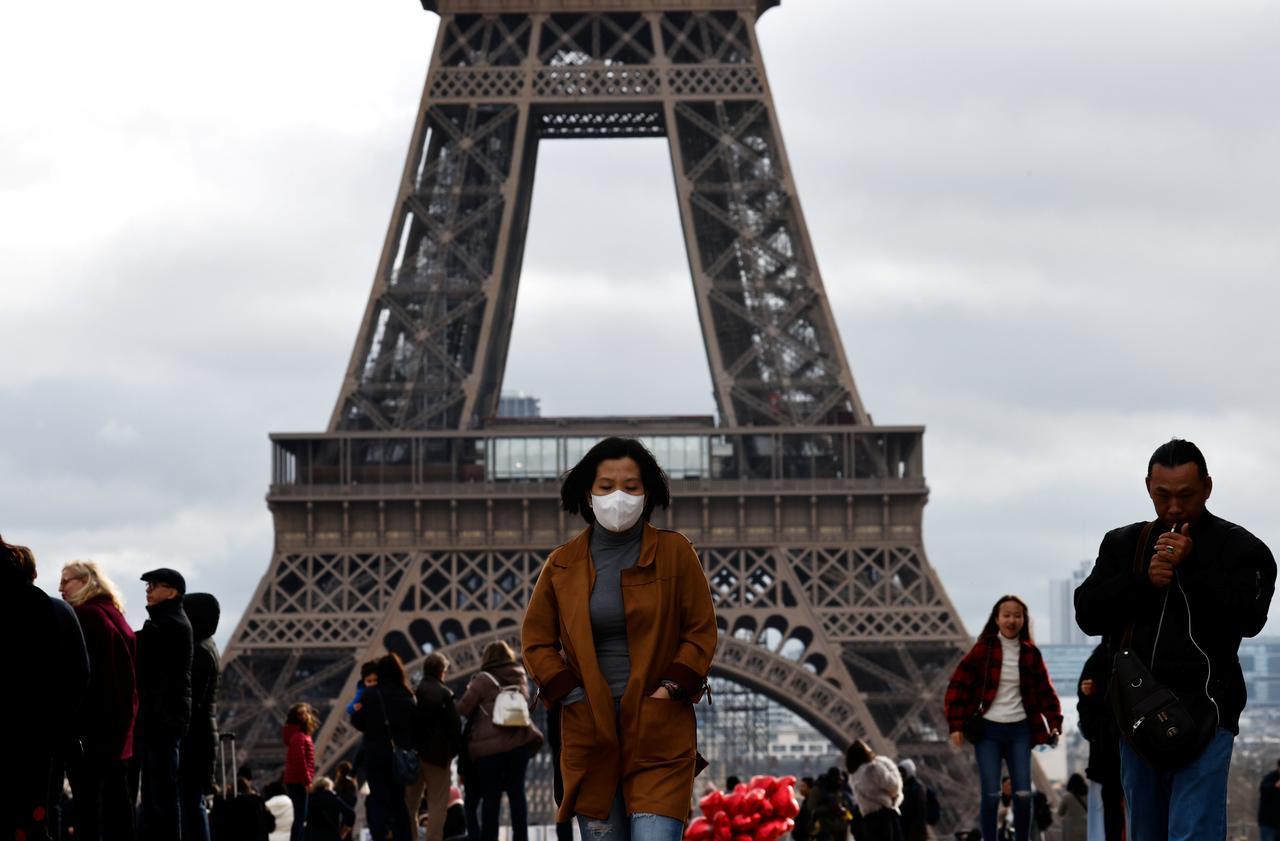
[944,634,1062,746]
[72,596,138,761]
[282,724,315,785]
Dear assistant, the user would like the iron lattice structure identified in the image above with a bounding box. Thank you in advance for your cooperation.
[219,0,993,827]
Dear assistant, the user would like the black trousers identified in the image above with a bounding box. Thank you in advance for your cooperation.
[69,754,137,841]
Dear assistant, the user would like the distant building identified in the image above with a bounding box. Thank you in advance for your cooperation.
[1041,637,1280,708]
[497,391,541,418]
[1049,561,1094,645]
[1040,644,1094,698]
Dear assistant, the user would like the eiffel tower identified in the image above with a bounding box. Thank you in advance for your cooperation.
[219,0,987,825]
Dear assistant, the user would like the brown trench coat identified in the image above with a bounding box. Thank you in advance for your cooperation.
[522,522,717,822]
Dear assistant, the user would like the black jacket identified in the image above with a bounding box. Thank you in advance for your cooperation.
[137,596,194,736]
[415,676,462,767]
[304,789,356,841]
[180,593,221,789]
[1261,769,1280,829]
[1075,511,1275,734]
[351,684,416,759]
[1076,642,1120,785]
[1,562,64,835]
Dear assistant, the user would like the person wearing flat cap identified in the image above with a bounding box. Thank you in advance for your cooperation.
[134,567,194,840]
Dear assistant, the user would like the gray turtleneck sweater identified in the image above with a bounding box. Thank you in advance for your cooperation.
[589,521,643,698]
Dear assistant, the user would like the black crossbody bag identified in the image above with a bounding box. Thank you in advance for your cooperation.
[1109,521,1218,770]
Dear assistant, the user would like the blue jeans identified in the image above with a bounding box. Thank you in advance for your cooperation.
[179,778,211,841]
[1120,728,1234,841]
[974,720,1031,841]
[1260,828,1276,841]
[576,786,684,841]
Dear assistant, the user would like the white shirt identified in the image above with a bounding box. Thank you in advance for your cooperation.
[983,635,1027,723]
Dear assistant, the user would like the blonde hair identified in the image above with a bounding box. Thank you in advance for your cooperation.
[61,561,127,612]
[310,776,334,793]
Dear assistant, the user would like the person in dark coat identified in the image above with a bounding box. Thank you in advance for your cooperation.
[410,651,463,841]
[1260,759,1280,841]
[351,653,418,841]
[180,592,222,841]
[135,566,194,841]
[304,777,356,841]
[333,761,358,836]
[1075,440,1276,839]
[1,536,81,841]
[15,545,91,841]
[897,760,938,841]
[1075,642,1122,841]
[60,560,140,841]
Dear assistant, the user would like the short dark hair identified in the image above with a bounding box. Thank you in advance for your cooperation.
[423,651,449,679]
[360,659,379,678]
[559,437,671,525]
[1148,438,1208,480]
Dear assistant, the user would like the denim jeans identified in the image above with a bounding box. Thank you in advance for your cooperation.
[1120,728,1234,841]
[179,777,211,841]
[576,786,685,841]
[367,754,414,841]
[1260,828,1276,841]
[974,720,1031,841]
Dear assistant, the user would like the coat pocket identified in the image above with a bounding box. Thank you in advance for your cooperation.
[635,695,695,764]
[559,698,598,770]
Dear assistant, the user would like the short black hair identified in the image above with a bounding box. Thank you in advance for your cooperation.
[559,437,671,524]
[1148,438,1209,480]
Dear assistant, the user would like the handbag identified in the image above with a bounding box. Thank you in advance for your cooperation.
[1109,521,1218,771]
[377,687,421,786]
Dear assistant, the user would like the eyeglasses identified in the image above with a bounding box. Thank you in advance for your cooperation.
[145,582,173,592]
[59,575,84,588]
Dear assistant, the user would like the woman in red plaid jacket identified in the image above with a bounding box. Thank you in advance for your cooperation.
[944,595,1062,841]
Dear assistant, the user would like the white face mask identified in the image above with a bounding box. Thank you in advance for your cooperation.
[590,490,646,533]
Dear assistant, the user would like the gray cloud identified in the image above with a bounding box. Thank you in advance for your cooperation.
[2,0,1278,647]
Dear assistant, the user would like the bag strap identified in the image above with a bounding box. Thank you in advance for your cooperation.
[1118,521,1157,650]
[375,687,400,751]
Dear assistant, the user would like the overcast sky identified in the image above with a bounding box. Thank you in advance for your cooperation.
[2,0,1278,649]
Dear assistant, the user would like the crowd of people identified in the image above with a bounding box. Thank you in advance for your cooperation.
[0,540,222,841]
[4,436,1276,841]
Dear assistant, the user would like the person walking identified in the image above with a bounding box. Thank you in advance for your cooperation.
[456,641,543,841]
[1260,759,1280,841]
[1057,774,1088,841]
[1075,439,1276,840]
[522,437,718,841]
[135,567,194,840]
[60,560,139,841]
[410,651,463,841]
[351,653,418,841]
[945,595,1062,841]
[845,739,904,841]
[1075,642,1122,841]
[897,760,939,841]
[333,761,358,838]
[180,592,222,841]
[806,767,853,841]
[283,702,319,841]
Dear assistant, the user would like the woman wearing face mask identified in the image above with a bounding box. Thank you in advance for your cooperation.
[943,595,1061,841]
[522,437,717,841]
